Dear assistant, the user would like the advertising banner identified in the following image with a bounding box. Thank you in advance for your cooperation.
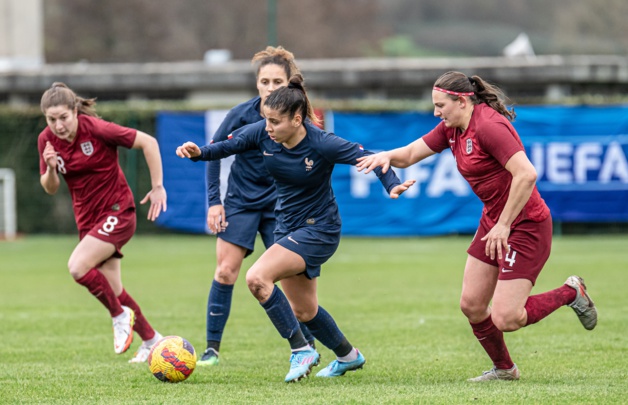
[156,106,628,236]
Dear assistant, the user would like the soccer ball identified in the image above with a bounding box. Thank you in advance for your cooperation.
[148,335,197,383]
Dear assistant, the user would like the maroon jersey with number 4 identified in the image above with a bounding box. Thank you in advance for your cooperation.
[422,103,550,227]
[38,115,137,233]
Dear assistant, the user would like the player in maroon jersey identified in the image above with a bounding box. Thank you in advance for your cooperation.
[357,71,597,381]
[38,82,167,362]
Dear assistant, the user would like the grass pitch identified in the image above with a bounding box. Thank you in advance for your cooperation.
[1,234,626,404]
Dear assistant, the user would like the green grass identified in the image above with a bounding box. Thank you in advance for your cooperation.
[1,234,627,404]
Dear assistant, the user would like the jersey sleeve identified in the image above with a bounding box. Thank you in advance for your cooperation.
[319,132,402,195]
[206,110,247,207]
[195,121,262,162]
[421,122,450,153]
[206,154,222,206]
[91,117,137,148]
[476,121,524,167]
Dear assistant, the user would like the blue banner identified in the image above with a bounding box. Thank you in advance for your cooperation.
[155,112,207,233]
[329,111,483,236]
[511,106,628,222]
[156,106,628,236]
[331,106,628,235]
[156,110,236,234]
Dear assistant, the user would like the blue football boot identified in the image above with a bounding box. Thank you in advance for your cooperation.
[284,347,320,382]
[316,349,366,377]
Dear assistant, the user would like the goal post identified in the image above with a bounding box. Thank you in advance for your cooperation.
[0,168,17,240]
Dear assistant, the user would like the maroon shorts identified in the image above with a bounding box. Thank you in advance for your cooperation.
[80,208,136,259]
[467,215,552,285]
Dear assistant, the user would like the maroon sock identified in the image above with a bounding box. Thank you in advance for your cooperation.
[76,268,123,317]
[524,284,576,326]
[118,289,155,341]
[470,315,514,370]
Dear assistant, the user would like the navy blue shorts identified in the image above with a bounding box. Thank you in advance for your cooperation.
[275,226,341,279]
[217,207,275,257]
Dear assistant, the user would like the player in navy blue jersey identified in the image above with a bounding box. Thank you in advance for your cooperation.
[197,46,316,367]
[176,74,415,382]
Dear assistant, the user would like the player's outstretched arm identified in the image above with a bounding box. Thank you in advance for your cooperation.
[357,138,436,174]
[389,179,416,199]
[176,141,202,159]
[356,151,392,174]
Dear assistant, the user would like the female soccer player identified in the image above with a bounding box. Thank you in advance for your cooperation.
[38,82,166,362]
[198,46,316,367]
[176,75,415,382]
[356,71,597,381]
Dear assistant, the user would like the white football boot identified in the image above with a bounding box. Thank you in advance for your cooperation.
[113,306,135,354]
[129,331,163,363]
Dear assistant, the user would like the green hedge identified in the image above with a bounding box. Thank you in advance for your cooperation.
[0,106,161,235]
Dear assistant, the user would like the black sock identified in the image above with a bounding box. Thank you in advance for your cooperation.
[287,329,309,351]
[332,338,353,358]
[206,340,220,353]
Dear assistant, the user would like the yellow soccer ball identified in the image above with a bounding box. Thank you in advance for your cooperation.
[148,336,197,383]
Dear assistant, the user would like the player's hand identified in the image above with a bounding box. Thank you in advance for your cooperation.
[207,204,228,234]
[176,142,201,158]
[389,179,416,199]
[481,222,511,260]
[140,185,167,221]
[356,152,391,174]
[43,141,58,170]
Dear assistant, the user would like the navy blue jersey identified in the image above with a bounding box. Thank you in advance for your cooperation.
[196,120,401,234]
[206,96,276,210]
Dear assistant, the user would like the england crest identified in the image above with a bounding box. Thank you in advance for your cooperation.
[81,141,94,156]
[466,138,473,154]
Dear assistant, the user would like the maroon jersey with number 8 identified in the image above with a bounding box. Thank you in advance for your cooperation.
[38,115,137,233]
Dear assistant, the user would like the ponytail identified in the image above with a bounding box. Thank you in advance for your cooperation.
[434,71,516,121]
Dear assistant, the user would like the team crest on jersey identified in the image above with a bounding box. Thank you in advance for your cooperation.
[80,141,94,156]
[466,138,473,154]
[304,157,314,171]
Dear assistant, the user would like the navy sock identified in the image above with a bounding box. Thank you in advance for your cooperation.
[261,285,307,350]
[206,279,234,347]
[304,306,352,357]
